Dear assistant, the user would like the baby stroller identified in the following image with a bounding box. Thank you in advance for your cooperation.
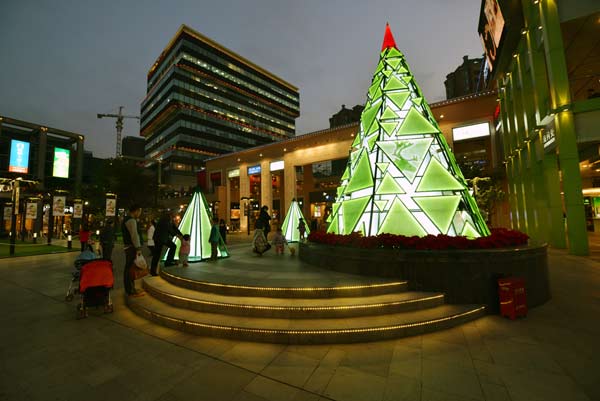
[65,247,97,302]
[76,259,114,319]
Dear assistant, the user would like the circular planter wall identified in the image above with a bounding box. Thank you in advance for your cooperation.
[299,242,549,312]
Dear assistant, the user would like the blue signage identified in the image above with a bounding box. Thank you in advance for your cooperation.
[248,165,261,175]
[9,140,30,173]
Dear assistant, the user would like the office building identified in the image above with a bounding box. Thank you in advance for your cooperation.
[140,25,300,188]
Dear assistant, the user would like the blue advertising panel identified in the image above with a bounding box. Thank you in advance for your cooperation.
[9,140,30,173]
[248,165,261,175]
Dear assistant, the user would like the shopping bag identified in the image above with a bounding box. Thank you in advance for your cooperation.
[134,254,148,270]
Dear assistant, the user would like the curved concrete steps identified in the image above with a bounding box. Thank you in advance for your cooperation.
[141,276,446,318]
[127,293,485,344]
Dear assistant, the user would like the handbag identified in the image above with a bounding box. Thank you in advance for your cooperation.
[131,266,149,280]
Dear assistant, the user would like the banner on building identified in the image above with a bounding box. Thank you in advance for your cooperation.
[106,199,116,217]
[52,196,66,216]
[73,203,83,219]
[26,203,38,219]
[52,147,70,178]
[9,140,30,173]
[3,207,12,221]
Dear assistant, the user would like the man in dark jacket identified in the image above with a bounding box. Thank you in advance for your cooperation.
[99,219,116,261]
[150,211,183,275]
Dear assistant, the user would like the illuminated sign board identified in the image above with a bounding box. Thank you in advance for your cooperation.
[478,0,505,72]
[52,147,70,178]
[9,140,30,173]
[227,169,240,178]
[452,122,490,142]
[270,161,284,171]
[248,165,261,175]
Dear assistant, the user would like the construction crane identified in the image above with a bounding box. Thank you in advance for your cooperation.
[97,106,140,157]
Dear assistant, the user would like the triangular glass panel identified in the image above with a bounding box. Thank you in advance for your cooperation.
[327,214,339,233]
[383,76,407,91]
[366,120,379,136]
[332,202,341,215]
[388,92,410,110]
[461,221,480,239]
[376,162,389,173]
[412,97,423,105]
[376,172,405,195]
[346,150,374,193]
[351,133,361,148]
[381,122,398,137]
[375,200,388,211]
[377,138,433,182]
[414,195,461,234]
[378,197,427,236]
[383,70,393,78]
[381,106,398,120]
[342,196,370,234]
[367,133,379,151]
[361,104,380,134]
[386,58,401,70]
[398,66,408,73]
[397,108,439,135]
[375,60,385,74]
[416,158,464,191]
[341,167,350,180]
[336,185,345,197]
[387,48,403,58]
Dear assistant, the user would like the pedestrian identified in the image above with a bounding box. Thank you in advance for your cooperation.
[297,218,307,241]
[79,225,91,252]
[147,221,155,256]
[179,234,191,267]
[151,211,183,275]
[252,221,270,256]
[99,220,116,261]
[272,227,287,255]
[219,219,227,244]
[122,204,144,297]
[258,205,271,236]
[209,217,220,261]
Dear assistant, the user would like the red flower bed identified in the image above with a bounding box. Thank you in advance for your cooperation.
[307,228,529,250]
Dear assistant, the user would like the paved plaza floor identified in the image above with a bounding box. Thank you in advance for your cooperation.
[0,233,599,401]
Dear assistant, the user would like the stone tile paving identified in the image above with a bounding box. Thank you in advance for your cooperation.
[0,237,599,401]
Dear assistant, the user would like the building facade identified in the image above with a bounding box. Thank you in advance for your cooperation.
[0,116,85,237]
[140,25,300,189]
[204,91,501,234]
[329,104,364,128]
[444,55,486,99]
[478,0,600,255]
[121,136,146,159]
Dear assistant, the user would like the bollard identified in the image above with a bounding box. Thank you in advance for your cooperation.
[67,234,72,250]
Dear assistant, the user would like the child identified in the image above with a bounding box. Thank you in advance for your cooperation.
[297,218,307,242]
[209,217,220,261]
[272,227,287,255]
[179,234,191,267]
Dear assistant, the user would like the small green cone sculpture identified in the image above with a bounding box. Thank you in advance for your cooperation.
[281,199,310,242]
[327,24,489,238]
[171,190,228,262]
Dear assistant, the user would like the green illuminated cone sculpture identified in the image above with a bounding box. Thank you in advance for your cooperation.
[327,24,489,238]
[281,199,310,242]
[171,190,228,262]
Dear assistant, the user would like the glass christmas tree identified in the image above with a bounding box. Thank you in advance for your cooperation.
[327,24,489,238]
[281,199,310,242]
[171,190,228,262]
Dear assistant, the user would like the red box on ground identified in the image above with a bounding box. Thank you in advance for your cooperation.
[498,277,527,319]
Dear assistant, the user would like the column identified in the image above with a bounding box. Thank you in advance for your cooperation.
[75,137,84,197]
[283,154,296,215]
[37,128,47,190]
[540,0,588,255]
[260,159,272,210]
[239,164,249,234]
